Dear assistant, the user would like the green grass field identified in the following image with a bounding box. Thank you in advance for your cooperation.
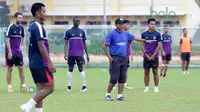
[0,67,199,112]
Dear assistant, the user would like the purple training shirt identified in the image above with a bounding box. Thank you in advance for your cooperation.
[141,30,162,58]
[162,33,172,54]
[63,28,87,57]
[6,23,24,54]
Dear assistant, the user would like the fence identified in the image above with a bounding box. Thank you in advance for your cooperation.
[0,25,200,67]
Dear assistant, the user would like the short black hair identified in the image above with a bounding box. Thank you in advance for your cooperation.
[73,16,80,20]
[183,28,187,32]
[147,18,156,24]
[14,12,23,18]
[123,19,130,24]
[164,25,168,28]
[31,3,45,17]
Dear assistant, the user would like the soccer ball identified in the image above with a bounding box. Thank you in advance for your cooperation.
[21,87,27,93]
[28,87,35,93]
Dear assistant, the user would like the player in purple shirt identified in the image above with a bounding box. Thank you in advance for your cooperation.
[64,16,90,92]
[5,12,27,93]
[20,3,56,112]
[160,25,172,78]
[141,18,162,93]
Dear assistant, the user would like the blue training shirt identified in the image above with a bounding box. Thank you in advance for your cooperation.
[104,29,135,56]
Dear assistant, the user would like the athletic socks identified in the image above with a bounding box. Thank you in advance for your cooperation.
[22,84,27,88]
[8,84,26,90]
[36,108,43,112]
[25,98,37,110]
[105,93,110,97]
[154,86,159,92]
[68,71,87,89]
[143,87,149,92]
[118,94,123,98]
[80,71,86,86]
[124,83,127,87]
[68,72,72,86]
[8,84,12,88]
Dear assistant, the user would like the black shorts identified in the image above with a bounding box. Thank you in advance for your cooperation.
[162,54,172,61]
[109,56,128,84]
[68,56,84,67]
[181,53,190,61]
[143,58,159,69]
[30,67,54,84]
[127,57,130,68]
[5,53,23,67]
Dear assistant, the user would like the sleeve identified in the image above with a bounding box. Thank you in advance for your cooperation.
[141,33,144,39]
[170,36,172,43]
[6,25,13,37]
[157,33,162,42]
[82,31,87,41]
[35,25,44,41]
[127,33,135,42]
[21,27,24,38]
[63,31,70,40]
[179,38,182,44]
[104,32,112,46]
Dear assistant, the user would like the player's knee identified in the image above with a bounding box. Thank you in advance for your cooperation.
[110,77,118,84]
[144,69,150,75]
[69,66,74,72]
[18,67,24,73]
[49,87,54,94]
[78,65,83,72]
[46,86,54,94]
[152,68,158,74]
[7,67,13,72]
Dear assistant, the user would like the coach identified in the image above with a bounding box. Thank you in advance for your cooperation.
[103,18,148,101]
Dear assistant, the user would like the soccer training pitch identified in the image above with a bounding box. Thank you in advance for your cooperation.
[0,67,199,112]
